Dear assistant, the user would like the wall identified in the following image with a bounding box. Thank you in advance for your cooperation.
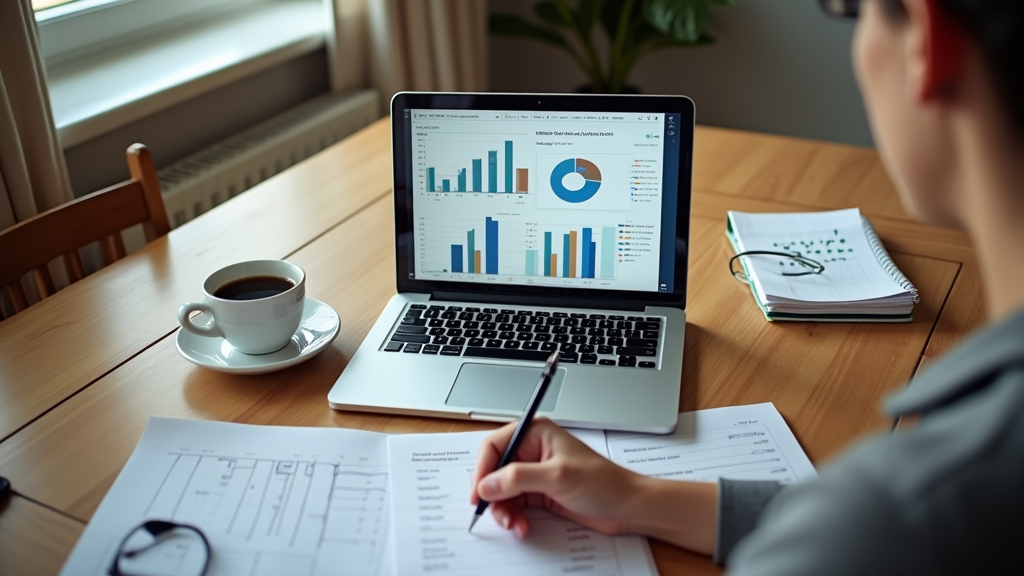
[63,49,330,197]
[489,0,873,147]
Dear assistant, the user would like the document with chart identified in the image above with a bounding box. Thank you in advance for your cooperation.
[60,418,393,576]
[386,429,658,576]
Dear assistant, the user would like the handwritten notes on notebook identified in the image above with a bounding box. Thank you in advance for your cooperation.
[727,208,918,320]
[62,403,813,575]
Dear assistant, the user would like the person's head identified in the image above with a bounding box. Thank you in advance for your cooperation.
[842,0,1024,228]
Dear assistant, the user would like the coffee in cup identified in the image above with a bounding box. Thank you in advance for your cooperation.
[178,260,306,354]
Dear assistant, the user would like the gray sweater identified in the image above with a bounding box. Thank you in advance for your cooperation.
[715,307,1024,575]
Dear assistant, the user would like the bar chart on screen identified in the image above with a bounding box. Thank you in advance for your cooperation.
[418,137,532,195]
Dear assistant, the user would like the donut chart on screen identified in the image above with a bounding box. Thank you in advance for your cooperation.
[550,158,602,203]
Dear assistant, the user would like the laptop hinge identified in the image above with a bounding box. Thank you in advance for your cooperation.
[429,291,647,312]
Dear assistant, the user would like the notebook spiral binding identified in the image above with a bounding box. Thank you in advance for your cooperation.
[862,217,920,303]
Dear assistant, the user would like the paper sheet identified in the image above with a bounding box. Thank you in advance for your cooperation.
[60,418,393,576]
[606,403,817,483]
[386,429,658,576]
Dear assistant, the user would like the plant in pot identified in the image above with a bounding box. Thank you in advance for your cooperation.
[491,0,734,94]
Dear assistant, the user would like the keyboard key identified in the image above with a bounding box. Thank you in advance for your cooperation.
[639,361,656,368]
[392,334,430,344]
[580,345,595,354]
[516,332,532,341]
[607,329,623,338]
[570,313,587,318]
[616,321,632,329]
[618,355,638,366]
[609,315,625,320]
[483,308,498,313]
[516,323,532,332]
[422,344,440,354]
[589,314,606,319]
[599,320,614,329]
[477,313,493,322]
[405,309,423,318]
[625,330,641,338]
[558,352,579,363]
[628,316,644,322]
[522,341,540,350]
[465,307,481,312]
[458,312,474,321]
[599,359,616,366]
[401,318,427,326]
[529,316,544,325]
[482,322,497,330]
[410,304,427,309]
[534,334,552,342]
[496,314,511,323]
[384,341,403,352]
[499,323,514,331]
[535,311,550,317]
[571,335,587,345]
[501,309,516,314]
[553,312,568,318]
[404,343,422,353]
[441,311,457,319]
[464,321,480,329]
[541,342,558,352]
[447,306,463,312]
[469,338,485,347]
[464,329,481,338]
[635,321,660,331]
[608,337,624,347]
[428,319,444,328]
[512,315,527,324]
[643,330,660,339]
[590,336,606,345]
[569,327,586,336]
[428,305,445,311]
[502,341,521,349]
[432,336,449,345]
[552,327,569,335]
[616,347,657,357]
[564,318,579,327]
[463,347,549,361]
[626,338,658,348]
[546,317,562,326]
[553,334,570,343]
[450,337,467,346]
[396,325,428,334]
[446,328,463,337]
[486,339,503,348]
[499,331,515,340]
[559,343,576,353]
[517,310,533,316]
[598,345,613,355]
[588,328,605,336]
[445,320,462,328]
[429,328,445,336]
[482,330,498,339]
[646,317,662,322]
[581,319,597,328]
[581,354,598,364]
[424,309,440,319]
[440,346,462,356]
[533,325,551,334]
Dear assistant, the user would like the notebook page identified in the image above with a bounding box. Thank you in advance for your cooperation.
[606,403,816,483]
[386,430,657,576]
[730,209,906,303]
[61,417,393,576]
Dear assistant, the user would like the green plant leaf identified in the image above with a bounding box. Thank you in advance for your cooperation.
[534,1,572,27]
[642,0,729,44]
[489,14,572,50]
[574,0,605,35]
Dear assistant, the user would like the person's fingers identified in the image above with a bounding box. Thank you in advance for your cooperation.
[478,459,566,501]
[471,421,518,499]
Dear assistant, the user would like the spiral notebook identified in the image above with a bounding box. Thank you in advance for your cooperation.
[726,208,919,322]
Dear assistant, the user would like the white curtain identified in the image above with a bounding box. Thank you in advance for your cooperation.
[327,0,489,110]
[0,0,74,314]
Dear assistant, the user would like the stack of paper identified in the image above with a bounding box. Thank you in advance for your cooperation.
[59,403,815,576]
[727,208,919,322]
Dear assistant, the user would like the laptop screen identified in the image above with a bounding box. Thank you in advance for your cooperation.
[405,109,682,294]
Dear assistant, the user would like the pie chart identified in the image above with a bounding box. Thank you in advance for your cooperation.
[550,158,602,203]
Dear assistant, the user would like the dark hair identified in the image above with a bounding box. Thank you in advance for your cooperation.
[883,0,1024,140]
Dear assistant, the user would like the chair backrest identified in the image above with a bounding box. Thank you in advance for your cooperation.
[0,143,170,318]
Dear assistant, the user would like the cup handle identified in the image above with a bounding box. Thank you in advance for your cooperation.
[178,302,224,338]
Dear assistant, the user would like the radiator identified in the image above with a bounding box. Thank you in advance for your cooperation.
[156,89,379,229]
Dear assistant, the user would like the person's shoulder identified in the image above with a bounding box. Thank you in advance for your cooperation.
[729,365,1024,576]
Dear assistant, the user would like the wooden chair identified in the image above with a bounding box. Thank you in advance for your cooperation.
[0,143,170,318]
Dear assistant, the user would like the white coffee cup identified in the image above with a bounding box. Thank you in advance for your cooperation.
[177,260,306,354]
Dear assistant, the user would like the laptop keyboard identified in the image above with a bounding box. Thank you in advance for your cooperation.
[383,304,663,368]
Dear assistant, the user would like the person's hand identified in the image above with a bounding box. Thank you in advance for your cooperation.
[470,418,644,538]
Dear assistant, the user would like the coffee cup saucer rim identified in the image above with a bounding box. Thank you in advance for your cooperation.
[175,297,340,375]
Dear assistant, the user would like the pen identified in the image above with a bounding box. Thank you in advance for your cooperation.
[469,351,560,532]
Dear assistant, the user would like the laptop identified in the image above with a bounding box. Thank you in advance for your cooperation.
[327,92,694,433]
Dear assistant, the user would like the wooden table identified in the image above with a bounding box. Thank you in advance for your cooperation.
[0,119,985,576]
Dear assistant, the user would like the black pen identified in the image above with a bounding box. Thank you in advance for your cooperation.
[469,351,560,532]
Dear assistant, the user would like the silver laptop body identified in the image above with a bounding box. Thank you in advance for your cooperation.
[328,92,695,434]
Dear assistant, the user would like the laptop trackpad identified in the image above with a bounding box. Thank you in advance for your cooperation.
[446,363,563,412]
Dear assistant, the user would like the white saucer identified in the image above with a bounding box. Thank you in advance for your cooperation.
[175,298,341,375]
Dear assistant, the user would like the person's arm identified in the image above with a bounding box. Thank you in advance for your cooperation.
[471,419,721,555]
